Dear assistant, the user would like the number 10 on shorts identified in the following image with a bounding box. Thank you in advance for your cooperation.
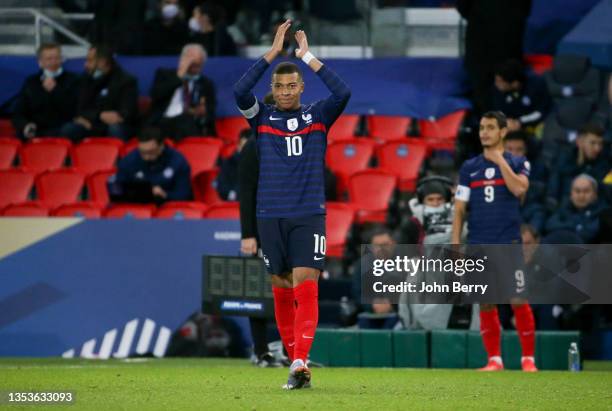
[314,234,326,255]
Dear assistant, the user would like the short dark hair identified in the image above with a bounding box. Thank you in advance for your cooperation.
[94,44,115,66]
[367,225,393,243]
[504,130,528,145]
[520,224,539,240]
[138,127,164,144]
[482,111,508,129]
[37,43,60,57]
[579,123,604,138]
[495,59,526,84]
[272,62,303,80]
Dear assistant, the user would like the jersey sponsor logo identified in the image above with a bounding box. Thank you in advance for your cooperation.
[287,118,298,131]
[163,167,174,179]
[135,171,144,179]
[269,116,282,120]
[485,167,495,179]
[314,256,325,261]
[469,171,478,177]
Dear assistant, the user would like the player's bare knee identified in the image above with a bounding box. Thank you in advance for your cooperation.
[480,303,497,311]
[271,273,293,288]
[292,267,320,286]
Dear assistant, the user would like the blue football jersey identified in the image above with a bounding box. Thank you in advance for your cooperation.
[246,102,330,218]
[455,152,530,244]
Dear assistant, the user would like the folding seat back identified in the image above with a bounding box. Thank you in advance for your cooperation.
[36,169,85,209]
[0,169,35,208]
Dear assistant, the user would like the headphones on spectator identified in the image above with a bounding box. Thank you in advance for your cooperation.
[416,176,454,203]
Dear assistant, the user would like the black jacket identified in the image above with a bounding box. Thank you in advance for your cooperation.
[190,27,237,57]
[143,18,189,56]
[148,68,216,131]
[76,66,138,133]
[238,138,258,240]
[12,70,79,136]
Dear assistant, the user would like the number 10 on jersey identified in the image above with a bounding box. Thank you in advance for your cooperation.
[285,136,303,156]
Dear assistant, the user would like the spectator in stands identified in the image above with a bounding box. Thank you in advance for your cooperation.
[546,124,610,208]
[403,176,455,245]
[83,46,97,75]
[188,3,237,56]
[491,59,550,133]
[148,44,217,140]
[504,131,547,233]
[110,127,192,204]
[12,43,79,140]
[90,0,147,55]
[457,0,532,114]
[217,129,250,201]
[143,0,190,55]
[351,226,398,329]
[61,46,138,142]
[545,174,606,243]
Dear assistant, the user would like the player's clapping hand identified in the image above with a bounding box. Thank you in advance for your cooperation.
[270,20,291,57]
[294,30,309,59]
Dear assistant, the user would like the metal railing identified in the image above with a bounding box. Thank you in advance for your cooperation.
[0,8,90,49]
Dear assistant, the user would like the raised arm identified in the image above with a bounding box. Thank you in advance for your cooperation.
[294,30,351,126]
[233,20,291,118]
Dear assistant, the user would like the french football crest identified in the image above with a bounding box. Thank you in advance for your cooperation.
[287,118,298,131]
[485,167,495,179]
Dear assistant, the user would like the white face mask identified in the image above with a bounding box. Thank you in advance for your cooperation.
[162,3,179,20]
[188,17,201,32]
[423,204,447,215]
[43,67,63,78]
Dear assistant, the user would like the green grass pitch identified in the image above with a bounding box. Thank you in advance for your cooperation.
[1,358,611,410]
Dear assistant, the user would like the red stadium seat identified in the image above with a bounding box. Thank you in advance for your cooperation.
[120,138,138,157]
[1,201,48,217]
[192,169,221,204]
[348,169,397,223]
[204,202,240,219]
[325,202,355,258]
[0,119,16,137]
[328,114,360,142]
[524,54,554,75]
[156,201,208,219]
[19,139,70,174]
[419,110,466,140]
[52,202,102,218]
[176,138,223,176]
[367,115,411,143]
[86,169,116,206]
[104,204,156,219]
[0,168,35,208]
[326,139,375,197]
[378,141,426,192]
[35,169,85,209]
[70,141,120,175]
[220,142,238,159]
[216,116,249,143]
[0,138,20,169]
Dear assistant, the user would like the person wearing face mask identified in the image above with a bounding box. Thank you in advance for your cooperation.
[188,3,237,56]
[60,45,138,142]
[147,43,217,140]
[109,127,192,204]
[143,0,189,56]
[12,43,79,140]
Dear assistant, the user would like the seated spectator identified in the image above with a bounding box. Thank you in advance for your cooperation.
[404,176,455,245]
[109,127,192,204]
[351,226,399,329]
[143,0,189,55]
[148,44,216,140]
[546,124,610,207]
[61,46,138,142]
[544,174,606,243]
[12,43,79,140]
[504,131,547,233]
[491,59,550,133]
[188,3,237,56]
[217,129,250,201]
[83,45,97,76]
